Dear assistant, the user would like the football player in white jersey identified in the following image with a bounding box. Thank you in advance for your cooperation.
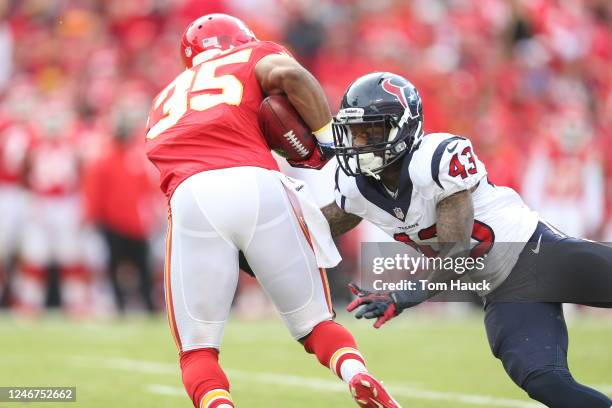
[322,72,612,408]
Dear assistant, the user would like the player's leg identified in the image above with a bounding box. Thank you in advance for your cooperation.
[53,197,90,317]
[485,302,612,407]
[132,237,155,313]
[13,203,50,316]
[494,221,612,305]
[103,228,126,313]
[0,185,27,306]
[241,169,399,407]
[541,236,612,306]
[169,173,248,408]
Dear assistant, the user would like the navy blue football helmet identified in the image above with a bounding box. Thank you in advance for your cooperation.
[332,72,423,178]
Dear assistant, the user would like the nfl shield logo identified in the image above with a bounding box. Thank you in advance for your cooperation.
[393,207,404,220]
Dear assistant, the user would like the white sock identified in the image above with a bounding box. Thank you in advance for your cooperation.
[339,358,368,383]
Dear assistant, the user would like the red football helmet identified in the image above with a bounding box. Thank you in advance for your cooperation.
[180,14,257,68]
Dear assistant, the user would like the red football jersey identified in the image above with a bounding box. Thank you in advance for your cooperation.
[26,134,81,196]
[145,41,286,199]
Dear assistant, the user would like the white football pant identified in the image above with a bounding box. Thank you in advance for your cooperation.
[166,166,333,351]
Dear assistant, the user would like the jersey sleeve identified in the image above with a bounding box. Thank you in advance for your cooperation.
[333,165,367,216]
[410,133,487,204]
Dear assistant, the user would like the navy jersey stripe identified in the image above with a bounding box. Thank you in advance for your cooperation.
[431,136,465,189]
[334,166,340,192]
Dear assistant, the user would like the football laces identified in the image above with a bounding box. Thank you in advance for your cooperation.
[283,130,310,158]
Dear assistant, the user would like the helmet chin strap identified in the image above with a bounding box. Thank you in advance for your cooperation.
[358,153,383,180]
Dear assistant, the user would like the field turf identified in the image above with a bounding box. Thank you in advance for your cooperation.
[1,312,611,407]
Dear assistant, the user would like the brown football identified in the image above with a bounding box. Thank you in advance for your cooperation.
[258,94,315,161]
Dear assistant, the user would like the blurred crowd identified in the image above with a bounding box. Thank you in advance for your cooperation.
[0,0,610,316]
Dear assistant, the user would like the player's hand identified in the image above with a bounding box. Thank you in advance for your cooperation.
[346,284,399,328]
[287,143,333,170]
[346,283,426,328]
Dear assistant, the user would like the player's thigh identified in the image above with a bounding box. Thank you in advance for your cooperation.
[546,238,612,305]
[20,207,51,267]
[48,197,83,266]
[0,187,26,260]
[242,172,333,340]
[484,302,568,387]
[168,180,241,351]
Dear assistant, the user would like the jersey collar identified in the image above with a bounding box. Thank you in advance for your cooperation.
[355,143,419,221]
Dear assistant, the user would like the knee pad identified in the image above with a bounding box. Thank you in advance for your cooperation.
[523,369,612,408]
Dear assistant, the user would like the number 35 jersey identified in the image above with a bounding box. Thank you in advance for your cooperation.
[145,41,287,199]
[335,132,539,294]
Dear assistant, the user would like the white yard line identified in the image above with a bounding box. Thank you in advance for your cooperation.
[75,356,543,408]
[593,384,612,394]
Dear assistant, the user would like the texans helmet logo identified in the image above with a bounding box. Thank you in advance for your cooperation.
[381,78,419,119]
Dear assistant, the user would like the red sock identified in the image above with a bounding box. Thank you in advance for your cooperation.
[21,263,46,281]
[60,264,89,281]
[303,320,366,379]
[180,348,234,408]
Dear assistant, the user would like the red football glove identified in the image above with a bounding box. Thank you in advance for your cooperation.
[347,283,426,328]
[287,144,334,170]
[346,283,398,329]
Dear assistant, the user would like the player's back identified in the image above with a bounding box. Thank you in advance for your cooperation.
[145,41,285,199]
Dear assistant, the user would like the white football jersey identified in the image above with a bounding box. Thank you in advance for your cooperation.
[335,133,539,295]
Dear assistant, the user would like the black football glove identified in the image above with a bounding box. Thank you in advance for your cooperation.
[346,283,427,328]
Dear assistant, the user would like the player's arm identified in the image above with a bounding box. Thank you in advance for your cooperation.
[425,187,475,285]
[255,55,334,170]
[255,54,332,138]
[321,201,362,238]
[346,189,475,328]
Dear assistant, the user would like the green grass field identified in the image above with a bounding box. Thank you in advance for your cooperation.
[1,312,611,408]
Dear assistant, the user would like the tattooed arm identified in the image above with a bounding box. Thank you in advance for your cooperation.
[423,188,475,293]
[321,202,362,238]
[436,188,474,259]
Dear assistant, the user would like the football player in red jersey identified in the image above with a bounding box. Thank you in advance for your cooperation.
[0,112,31,305]
[145,14,400,408]
[12,94,91,318]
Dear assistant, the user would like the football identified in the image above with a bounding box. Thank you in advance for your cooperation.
[258,94,315,161]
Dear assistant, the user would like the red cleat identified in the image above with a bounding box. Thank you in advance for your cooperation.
[349,372,401,408]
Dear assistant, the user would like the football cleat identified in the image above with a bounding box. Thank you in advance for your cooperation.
[349,372,401,408]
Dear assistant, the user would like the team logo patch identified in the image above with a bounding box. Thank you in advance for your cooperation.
[185,46,192,57]
[202,37,220,48]
[381,78,419,119]
[393,207,405,220]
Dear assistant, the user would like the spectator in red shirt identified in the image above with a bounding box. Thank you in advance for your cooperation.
[83,104,161,314]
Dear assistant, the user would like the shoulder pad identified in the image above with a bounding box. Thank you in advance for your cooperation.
[409,133,486,203]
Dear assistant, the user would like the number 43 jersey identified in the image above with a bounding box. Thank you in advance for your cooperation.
[335,133,539,294]
[145,41,287,199]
